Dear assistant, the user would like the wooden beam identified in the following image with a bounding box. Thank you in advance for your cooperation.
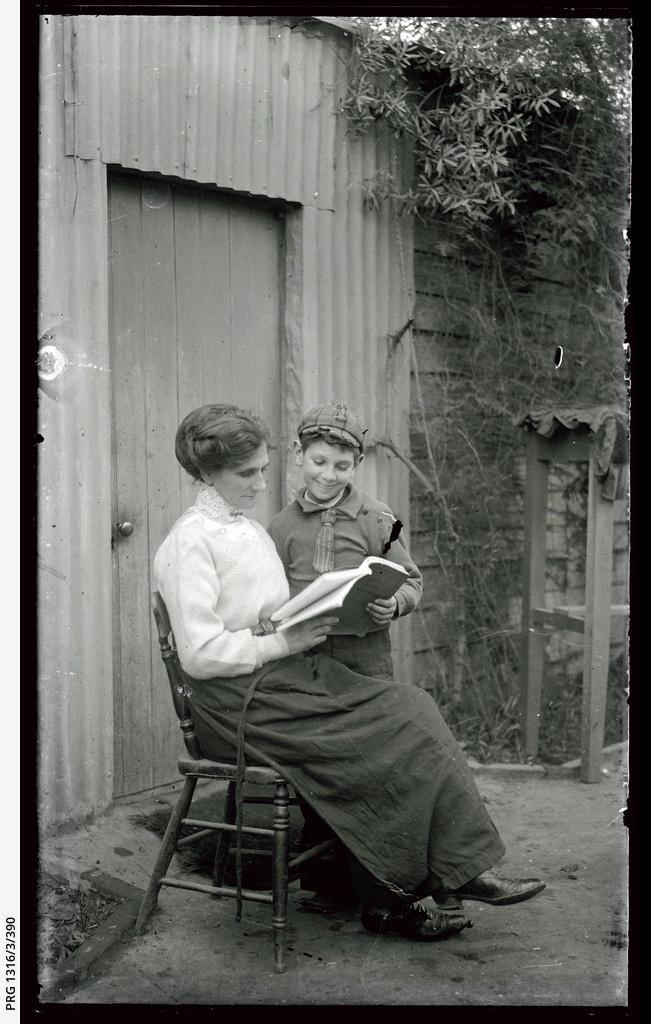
[531,608,585,633]
[531,428,592,464]
[519,438,549,758]
[580,455,616,783]
[555,604,629,617]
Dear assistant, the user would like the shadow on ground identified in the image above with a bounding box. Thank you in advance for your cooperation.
[38,749,629,1007]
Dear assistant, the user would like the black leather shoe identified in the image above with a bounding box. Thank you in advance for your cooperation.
[451,871,546,906]
[361,901,471,941]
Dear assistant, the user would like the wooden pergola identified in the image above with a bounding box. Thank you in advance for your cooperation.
[517,407,628,782]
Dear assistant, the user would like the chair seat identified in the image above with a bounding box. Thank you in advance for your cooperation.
[178,755,284,785]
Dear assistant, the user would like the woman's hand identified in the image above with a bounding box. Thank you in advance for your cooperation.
[282,616,339,655]
[366,596,398,626]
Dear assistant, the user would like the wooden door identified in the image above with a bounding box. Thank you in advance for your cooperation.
[108,171,284,796]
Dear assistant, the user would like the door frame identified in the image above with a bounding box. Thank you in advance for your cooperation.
[107,165,301,503]
[106,166,301,798]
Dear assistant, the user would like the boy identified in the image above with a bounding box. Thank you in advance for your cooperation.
[268,401,423,682]
[268,401,425,912]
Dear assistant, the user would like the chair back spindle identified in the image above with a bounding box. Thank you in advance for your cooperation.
[152,592,202,759]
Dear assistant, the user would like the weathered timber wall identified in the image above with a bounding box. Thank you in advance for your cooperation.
[408,219,628,755]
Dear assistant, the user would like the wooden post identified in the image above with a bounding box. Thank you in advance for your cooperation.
[519,435,549,759]
[580,457,616,782]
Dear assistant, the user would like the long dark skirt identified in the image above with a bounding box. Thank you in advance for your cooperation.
[187,652,505,896]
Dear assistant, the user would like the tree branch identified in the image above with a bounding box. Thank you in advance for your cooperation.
[370,436,437,496]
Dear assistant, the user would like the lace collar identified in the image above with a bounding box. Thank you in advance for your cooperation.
[195,482,244,524]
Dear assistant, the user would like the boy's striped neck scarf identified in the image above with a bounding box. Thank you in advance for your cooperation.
[313,508,337,573]
[304,488,346,574]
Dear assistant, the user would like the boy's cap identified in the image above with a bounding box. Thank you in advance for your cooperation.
[297,402,367,451]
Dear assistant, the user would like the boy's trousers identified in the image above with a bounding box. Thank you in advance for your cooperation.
[311,629,394,682]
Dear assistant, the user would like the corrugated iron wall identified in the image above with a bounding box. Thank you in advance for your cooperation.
[65,16,339,209]
[39,18,115,831]
[62,14,414,462]
[39,14,415,827]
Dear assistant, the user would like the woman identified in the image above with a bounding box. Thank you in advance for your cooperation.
[154,404,545,941]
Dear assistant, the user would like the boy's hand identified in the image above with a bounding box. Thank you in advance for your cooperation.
[366,596,398,626]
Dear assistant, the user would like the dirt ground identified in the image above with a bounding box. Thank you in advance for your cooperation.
[39,747,631,1008]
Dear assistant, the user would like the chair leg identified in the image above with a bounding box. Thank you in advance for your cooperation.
[135,775,198,934]
[272,779,290,974]
[212,781,236,887]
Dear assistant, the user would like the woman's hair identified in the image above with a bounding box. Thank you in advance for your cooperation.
[175,404,271,480]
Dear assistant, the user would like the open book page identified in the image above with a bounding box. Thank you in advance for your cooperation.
[272,556,408,636]
[270,564,363,623]
[274,575,360,631]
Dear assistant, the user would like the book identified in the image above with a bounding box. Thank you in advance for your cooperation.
[270,556,408,637]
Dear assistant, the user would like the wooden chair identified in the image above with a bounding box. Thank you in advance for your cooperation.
[134,592,335,973]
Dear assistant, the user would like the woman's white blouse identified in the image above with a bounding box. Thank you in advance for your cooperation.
[154,488,290,679]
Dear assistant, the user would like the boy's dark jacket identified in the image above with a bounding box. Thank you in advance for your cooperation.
[268,484,422,634]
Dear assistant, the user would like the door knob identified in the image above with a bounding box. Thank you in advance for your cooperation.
[117,521,134,537]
